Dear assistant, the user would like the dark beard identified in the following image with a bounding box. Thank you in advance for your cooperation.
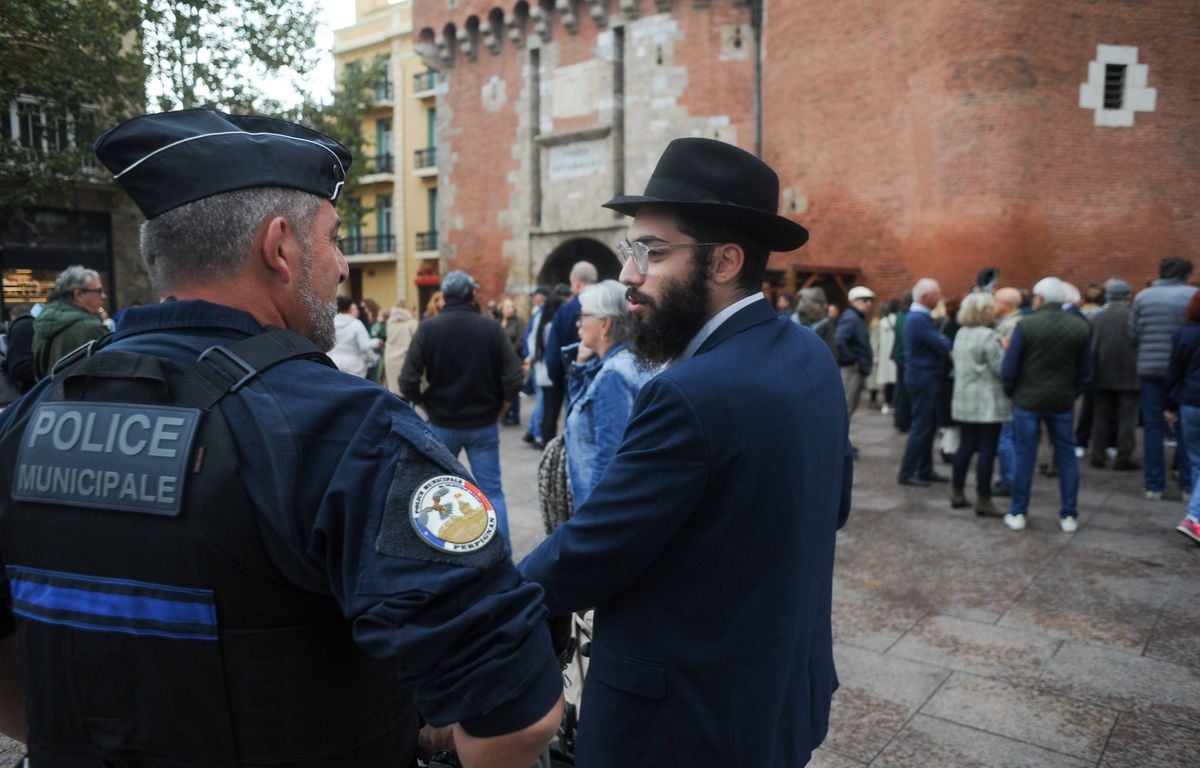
[628,258,712,366]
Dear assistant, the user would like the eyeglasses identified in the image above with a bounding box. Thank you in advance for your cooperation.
[78,288,105,295]
[616,240,725,275]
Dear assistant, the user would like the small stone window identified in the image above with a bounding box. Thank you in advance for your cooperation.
[1079,44,1156,127]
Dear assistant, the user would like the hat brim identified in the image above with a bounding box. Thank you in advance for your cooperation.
[604,195,809,252]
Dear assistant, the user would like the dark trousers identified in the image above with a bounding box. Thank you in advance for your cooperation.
[1075,388,1094,448]
[1091,388,1138,463]
[893,362,911,431]
[899,377,939,480]
[540,384,565,442]
[952,422,1001,496]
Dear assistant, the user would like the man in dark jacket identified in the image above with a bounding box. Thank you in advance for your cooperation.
[400,269,524,539]
[3,305,35,395]
[31,265,109,379]
[1129,257,1197,500]
[898,278,952,486]
[1089,279,1140,470]
[1001,277,1092,533]
[836,285,875,418]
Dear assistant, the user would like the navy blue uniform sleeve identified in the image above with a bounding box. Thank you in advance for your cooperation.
[232,376,561,736]
[520,376,708,615]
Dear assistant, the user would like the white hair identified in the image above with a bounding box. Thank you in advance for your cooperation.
[1062,282,1081,305]
[1032,276,1069,304]
[912,278,940,303]
[569,261,598,285]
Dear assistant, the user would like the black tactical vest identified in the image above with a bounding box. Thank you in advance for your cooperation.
[0,330,417,767]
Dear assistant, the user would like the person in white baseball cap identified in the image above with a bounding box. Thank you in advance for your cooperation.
[837,285,877,442]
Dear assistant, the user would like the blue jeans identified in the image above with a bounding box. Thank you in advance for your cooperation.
[1011,406,1078,518]
[997,422,1014,486]
[1141,377,1191,493]
[526,387,545,442]
[1179,405,1200,522]
[898,377,939,480]
[429,424,509,540]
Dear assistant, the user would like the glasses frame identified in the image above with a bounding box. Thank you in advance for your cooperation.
[616,240,726,275]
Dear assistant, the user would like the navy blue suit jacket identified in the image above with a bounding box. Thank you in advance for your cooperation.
[903,308,951,384]
[520,299,851,767]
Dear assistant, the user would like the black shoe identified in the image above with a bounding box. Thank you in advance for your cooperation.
[992,482,1013,497]
[919,472,949,483]
[522,432,535,444]
[1089,457,1106,469]
[898,476,931,487]
[1113,458,1142,471]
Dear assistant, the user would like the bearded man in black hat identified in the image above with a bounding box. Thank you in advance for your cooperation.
[0,110,562,768]
[521,138,852,767]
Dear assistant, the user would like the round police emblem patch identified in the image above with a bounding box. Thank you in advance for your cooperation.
[409,475,499,554]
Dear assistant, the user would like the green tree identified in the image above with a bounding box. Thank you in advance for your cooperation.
[0,0,146,207]
[294,56,388,235]
[141,0,320,113]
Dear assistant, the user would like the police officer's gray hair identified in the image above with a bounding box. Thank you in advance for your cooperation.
[139,187,321,293]
[912,278,940,303]
[569,261,598,286]
[579,280,633,344]
[53,265,100,302]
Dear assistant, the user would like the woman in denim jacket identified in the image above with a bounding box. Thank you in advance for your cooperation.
[563,280,654,505]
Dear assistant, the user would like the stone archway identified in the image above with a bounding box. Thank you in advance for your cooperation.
[537,237,621,289]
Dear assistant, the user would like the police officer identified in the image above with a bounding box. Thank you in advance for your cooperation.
[0,110,563,767]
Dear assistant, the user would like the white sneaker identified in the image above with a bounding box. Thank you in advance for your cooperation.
[1060,516,1078,533]
[1106,446,1119,460]
[1145,490,1164,501]
[1074,446,1086,459]
[1004,513,1027,531]
[881,404,891,415]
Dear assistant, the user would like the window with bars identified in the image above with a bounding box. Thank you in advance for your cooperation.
[1104,64,1126,110]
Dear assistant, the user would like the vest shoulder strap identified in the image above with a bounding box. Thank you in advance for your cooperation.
[179,328,335,409]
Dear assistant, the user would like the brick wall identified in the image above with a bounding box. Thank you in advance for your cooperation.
[414,0,1199,307]
[764,0,1200,304]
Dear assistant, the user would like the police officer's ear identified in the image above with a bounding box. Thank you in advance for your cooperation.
[257,215,303,287]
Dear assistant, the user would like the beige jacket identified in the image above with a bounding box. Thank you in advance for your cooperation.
[384,307,419,395]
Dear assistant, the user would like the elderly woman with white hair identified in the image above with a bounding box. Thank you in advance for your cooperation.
[563,279,654,506]
[949,291,1010,516]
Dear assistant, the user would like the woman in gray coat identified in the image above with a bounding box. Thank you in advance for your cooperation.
[950,292,1012,515]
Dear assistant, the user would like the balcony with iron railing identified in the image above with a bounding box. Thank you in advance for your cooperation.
[412,71,436,96]
[415,231,438,252]
[339,234,396,256]
[414,147,437,176]
[362,153,394,176]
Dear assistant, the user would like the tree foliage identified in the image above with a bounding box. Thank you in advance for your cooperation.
[0,0,146,207]
[142,0,320,114]
[1,0,377,215]
[294,57,388,232]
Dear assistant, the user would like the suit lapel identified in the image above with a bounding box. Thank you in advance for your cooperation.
[694,298,776,357]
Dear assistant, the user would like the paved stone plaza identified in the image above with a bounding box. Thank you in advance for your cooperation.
[2,397,1197,766]
[504,400,1200,767]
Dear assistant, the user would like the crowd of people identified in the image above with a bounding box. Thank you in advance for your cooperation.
[812,258,1200,544]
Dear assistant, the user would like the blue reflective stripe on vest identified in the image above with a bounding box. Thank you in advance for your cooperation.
[6,565,217,640]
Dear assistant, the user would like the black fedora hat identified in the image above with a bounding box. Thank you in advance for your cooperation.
[603,137,808,252]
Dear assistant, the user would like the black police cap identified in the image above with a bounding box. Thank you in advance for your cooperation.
[93,109,352,219]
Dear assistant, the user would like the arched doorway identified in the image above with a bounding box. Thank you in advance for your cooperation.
[537,238,621,289]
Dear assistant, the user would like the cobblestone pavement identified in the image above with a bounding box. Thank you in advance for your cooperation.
[4,395,1197,766]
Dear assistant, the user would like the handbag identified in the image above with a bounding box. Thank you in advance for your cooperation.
[537,434,573,534]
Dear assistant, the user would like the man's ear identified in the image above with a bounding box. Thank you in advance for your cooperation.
[257,215,299,286]
[711,243,745,287]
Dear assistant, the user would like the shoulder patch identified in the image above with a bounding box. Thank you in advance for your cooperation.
[375,438,508,568]
[409,475,499,555]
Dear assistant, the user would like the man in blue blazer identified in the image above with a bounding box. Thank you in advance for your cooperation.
[520,138,852,767]
[897,277,953,485]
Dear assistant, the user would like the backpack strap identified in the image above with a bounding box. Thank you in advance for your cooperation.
[177,328,335,409]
